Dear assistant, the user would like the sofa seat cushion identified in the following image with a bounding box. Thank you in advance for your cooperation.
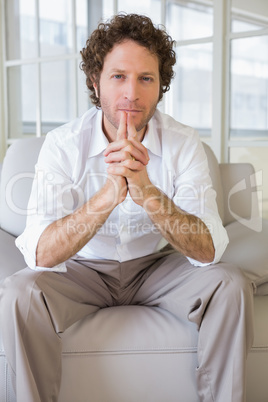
[1,298,268,401]
[61,305,198,353]
[222,219,268,292]
[57,299,268,402]
[58,305,199,402]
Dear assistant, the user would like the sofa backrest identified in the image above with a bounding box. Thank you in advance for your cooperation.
[202,143,260,227]
[219,162,259,227]
[202,142,224,223]
[0,137,45,236]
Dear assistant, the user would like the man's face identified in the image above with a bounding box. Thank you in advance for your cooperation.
[95,40,160,141]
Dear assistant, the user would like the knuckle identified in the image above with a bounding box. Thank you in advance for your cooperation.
[122,150,128,159]
[125,144,134,154]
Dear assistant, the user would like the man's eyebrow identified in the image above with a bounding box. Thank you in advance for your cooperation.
[141,71,158,77]
[108,68,158,77]
[108,69,126,74]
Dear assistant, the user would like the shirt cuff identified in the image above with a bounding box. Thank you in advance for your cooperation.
[15,225,67,272]
[30,263,67,272]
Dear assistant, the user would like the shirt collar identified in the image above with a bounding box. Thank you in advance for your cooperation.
[88,108,162,158]
[142,112,162,157]
[88,109,109,158]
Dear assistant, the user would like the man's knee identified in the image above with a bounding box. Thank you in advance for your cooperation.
[0,268,44,320]
[203,262,255,321]
[214,262,254,295]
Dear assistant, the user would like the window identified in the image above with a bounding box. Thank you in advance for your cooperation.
[117,0,161,23]
[3,0,89,139]
[165,1,213,140]
[230,35,268,139]
[228,0,268,218]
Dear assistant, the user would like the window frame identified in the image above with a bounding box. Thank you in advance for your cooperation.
[225,18,268,161]
[1,0,88,144]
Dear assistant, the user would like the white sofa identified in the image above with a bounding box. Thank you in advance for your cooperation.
[0,137,268,402]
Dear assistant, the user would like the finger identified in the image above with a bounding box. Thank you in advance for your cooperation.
[103,139,127,157]
[127,139,150,163]
[127,112,138,140]
[107,161,144,176]
[107,163,129,177]
[122,159,146,172]
[104,150,130,163]
[117,111,127,141]
[104,142,149,165]
[127,113,149,162]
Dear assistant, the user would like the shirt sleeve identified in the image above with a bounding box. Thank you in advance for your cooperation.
[15,132,75,272]
[172,129,229,266]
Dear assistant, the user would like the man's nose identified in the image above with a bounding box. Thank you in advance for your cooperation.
[124,79,139,102]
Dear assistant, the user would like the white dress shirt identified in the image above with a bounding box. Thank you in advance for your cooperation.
[15,107,229,272]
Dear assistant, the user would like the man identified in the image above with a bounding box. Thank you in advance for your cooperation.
[0,13,254,402]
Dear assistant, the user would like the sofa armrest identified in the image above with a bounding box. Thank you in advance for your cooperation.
[0,229,26,283]
[221,219,268,293]
[0,162,2,191]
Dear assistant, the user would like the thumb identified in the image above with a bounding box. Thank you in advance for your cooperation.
[116,111,127,141]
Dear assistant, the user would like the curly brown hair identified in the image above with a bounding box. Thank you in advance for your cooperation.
[80,13,176,107]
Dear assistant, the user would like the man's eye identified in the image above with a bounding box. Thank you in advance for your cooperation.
[113,75,123,79]
[142,77,152,82]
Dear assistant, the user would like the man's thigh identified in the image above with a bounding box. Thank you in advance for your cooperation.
[131,251,251,322]
[0,259,115,334]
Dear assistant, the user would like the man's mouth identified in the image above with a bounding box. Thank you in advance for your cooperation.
[119,109,142,113]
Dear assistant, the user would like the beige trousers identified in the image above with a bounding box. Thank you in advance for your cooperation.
[0,248,254,402]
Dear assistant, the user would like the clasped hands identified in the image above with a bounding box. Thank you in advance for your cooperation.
[103,111,151,207]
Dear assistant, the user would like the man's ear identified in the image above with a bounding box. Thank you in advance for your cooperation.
[93,82,98,98]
